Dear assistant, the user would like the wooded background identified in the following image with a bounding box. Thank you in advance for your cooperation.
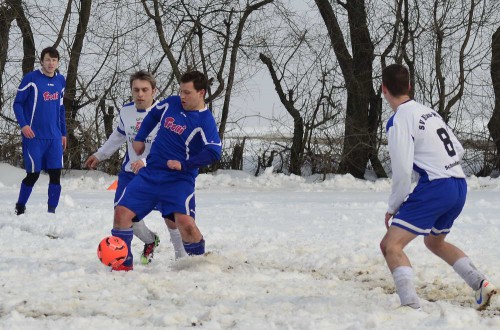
[1,0,500,179]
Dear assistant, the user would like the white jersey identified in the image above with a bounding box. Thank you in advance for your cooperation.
[386,100,465,214]
[93,101,159,173]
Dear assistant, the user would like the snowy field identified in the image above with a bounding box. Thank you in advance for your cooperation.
[0,162,499,329]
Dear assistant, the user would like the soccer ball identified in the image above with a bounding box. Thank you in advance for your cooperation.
[97,236,128,267]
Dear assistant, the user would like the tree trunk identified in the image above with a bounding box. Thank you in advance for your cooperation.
[260,53,304,175]
[315,0,379,179]
[63,0,92,169]
[487,27,500,172]
[218,0,274,141]
[0,4,14,113]
[7,0,35,75]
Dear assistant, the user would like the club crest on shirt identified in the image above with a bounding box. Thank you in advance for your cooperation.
[164,117,186,135]
[135,121,141,132]
[43,91,59,101]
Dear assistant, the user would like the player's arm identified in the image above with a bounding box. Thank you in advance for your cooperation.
[174,113,222,171]
[387,114,414,215]
[60,82,67,150]
[85,116,127,169]
[13,74,34,138]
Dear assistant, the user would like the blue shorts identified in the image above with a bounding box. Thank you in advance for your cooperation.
[392,177,467,236]
[22,137,63,172]
[116,167,196,221]
[114,171,135,204]
[114,171,190,221]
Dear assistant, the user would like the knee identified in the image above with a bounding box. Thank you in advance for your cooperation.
[47,169,61,185]
[424,236,442,253]
[380,238,401,257]
[22,172,40,186]
[380,240,387,256]
[176,216,197,234]
[114,206,133,229]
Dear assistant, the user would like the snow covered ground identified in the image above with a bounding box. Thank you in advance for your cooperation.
[0,163,499,329]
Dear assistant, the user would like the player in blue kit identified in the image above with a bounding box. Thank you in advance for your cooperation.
[380,64,496,310]
[13,47,67,215]
[85,71,187,264]
[110,71,222,271]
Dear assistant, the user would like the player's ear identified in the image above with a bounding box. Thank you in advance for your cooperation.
[381,84,388,95]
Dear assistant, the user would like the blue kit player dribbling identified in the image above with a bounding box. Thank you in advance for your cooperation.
[380,64,496,310]
[13,47,67,215]
[85,71,188,263]
[110,71,222,271]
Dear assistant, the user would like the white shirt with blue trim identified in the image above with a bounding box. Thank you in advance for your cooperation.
[386,100,465,214]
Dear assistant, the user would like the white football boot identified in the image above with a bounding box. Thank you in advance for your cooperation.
[475,280,497,310]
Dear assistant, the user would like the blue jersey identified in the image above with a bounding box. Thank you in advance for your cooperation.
[135,95,222,178]
[13,69,67,139]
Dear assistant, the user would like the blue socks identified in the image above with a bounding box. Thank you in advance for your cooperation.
[48,183,61,212]
[17,182,33,207]
[111,228,134,267]
[17,181,61,213]
[183,239,205,256]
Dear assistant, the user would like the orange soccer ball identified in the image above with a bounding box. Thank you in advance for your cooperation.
[97,236,128,267]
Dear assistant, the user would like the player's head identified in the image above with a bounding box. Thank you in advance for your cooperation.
[130,70,157,110]
[179,71,208,110]
[40,47,60,77]
[382,64,410,98]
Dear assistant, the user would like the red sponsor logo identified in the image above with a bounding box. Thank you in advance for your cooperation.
[164,117,186,135]
[43,91,59,101]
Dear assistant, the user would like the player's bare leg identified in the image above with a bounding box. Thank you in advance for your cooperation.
[425,234,496,309]
[174,213,204,255]
[380,226,420,309]
[424,234,465,266]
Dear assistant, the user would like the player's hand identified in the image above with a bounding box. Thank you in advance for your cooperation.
[167,160,182,171]
[130,159,145,174]
[133,141,145,155]
[85,155,99,169]
[385,212,393,229]
[21,125,35,138]
[62,136,67,151]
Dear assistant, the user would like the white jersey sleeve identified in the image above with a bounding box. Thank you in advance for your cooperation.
[93,124,126,161]
[386,111,415,214]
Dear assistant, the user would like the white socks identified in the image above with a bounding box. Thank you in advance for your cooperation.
[452,257,486,290]
[132,220,156,244]
[168,227,188,259]
[392,266,420,309]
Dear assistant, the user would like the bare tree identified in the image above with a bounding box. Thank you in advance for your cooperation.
[64,0,93,169]
[487,27,500,172]
[0,3,15,116]
[314,0,382,179]
[6,0,36,75]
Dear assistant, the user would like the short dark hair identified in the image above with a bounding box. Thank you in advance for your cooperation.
[129,70,157,89]
[382,64,410,97]
[40,47,60,61]
[180,70,208,91]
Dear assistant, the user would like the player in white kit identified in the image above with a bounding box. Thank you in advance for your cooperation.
[380,64,496,310]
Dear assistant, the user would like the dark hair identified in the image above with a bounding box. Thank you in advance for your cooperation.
[180,70,208,91]
[382,64,410,97]
[40,47,60,61]
[129,70,157,89]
